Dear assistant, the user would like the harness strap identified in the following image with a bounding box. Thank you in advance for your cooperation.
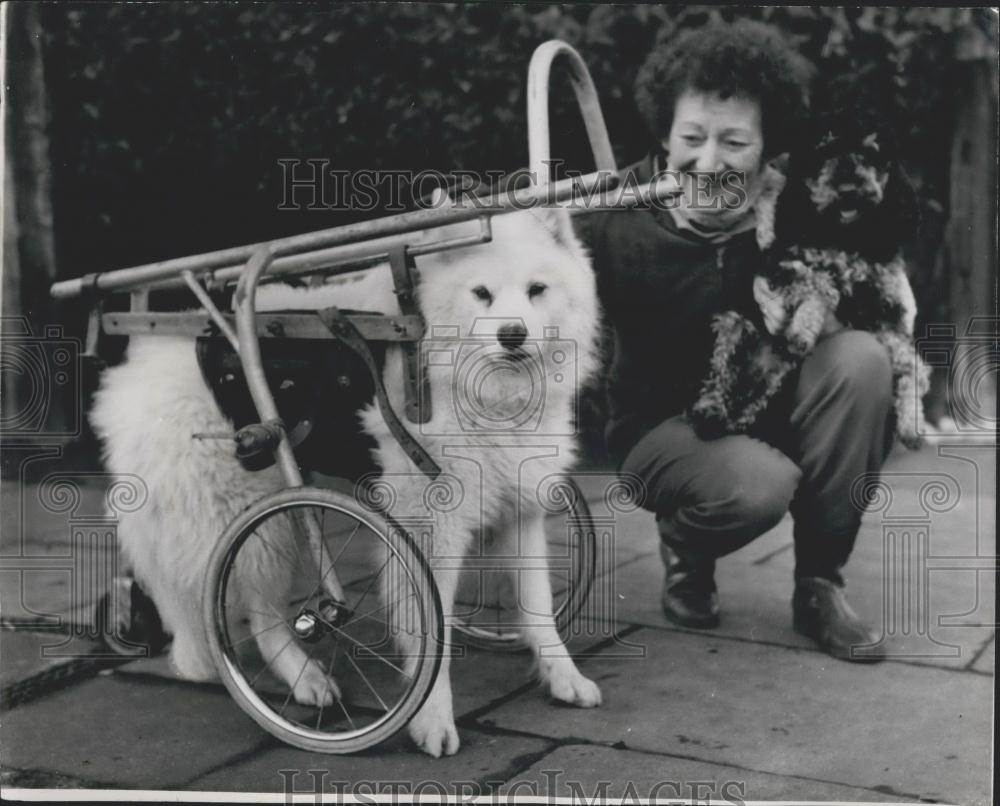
[387,245,432,424]
[316,305,441,480]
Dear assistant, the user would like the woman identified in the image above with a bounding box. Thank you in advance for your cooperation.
[576,19,894,662]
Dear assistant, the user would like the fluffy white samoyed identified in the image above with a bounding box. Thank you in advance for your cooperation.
[89,203,602,757]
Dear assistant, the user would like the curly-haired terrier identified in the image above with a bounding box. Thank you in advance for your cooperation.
[690,121,930,448]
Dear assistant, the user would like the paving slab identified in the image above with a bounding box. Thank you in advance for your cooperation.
[503,743,906,802]
[0,631,78,685]
[1,674,269,789]
[1,473,119,631]
[970,636,994,675]
[479,628,993,806]
[187,726,553,793]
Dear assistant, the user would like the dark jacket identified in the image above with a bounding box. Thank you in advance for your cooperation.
[574,154,765,463]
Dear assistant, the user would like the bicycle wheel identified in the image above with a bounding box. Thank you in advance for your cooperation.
[204,486,443,753]
[452,477,597,651]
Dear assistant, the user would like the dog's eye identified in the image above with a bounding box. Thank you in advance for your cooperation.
[527,282,547,299]
[471,285,493,305]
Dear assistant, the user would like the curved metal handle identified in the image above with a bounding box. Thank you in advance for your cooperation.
[527,40,617,186]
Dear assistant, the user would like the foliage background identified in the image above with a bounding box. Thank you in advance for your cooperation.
[33,3,999,457]
[40,5,994,271]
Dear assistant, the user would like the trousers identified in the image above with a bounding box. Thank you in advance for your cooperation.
[620,330,896,580]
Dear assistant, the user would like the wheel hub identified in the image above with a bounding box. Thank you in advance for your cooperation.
[293,598,352,642]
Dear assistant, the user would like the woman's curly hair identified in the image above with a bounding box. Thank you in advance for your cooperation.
[634,19,814,158]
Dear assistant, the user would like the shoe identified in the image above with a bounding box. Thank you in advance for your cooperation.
[660,543,720,629]
[792,576,883,663]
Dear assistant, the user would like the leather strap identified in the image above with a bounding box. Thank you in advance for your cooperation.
[316,305,441,480]
[387,245,431,424]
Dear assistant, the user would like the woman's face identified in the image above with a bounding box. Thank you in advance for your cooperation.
[663,91,765,222]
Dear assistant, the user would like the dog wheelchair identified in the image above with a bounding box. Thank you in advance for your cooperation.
[51,40,681,753]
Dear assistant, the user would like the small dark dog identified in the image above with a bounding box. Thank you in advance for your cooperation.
[690,121,930,448]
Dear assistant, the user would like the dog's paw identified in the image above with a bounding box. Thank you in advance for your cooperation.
[169,639,219,683]
[291,659,340,707]
[548,670,602,708]
[408,711,460,758]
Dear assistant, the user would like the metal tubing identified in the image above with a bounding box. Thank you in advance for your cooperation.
[136,217,494,295]
[102,311,426,342]
[50,162,676,301]
[233,247,301,487]
[233,246,347,603]
[181,270,240,351]
[50,168,601,300]
[527,40,617,183]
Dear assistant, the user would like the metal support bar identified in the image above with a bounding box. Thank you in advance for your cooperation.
[181,270,239,351]
[129,289,149,312]
[101,311,426,342]
[50,167,680,302]
[131,216,495,295]
[84,304,102,361]
[233,247,296,484]
[232,246,347,604]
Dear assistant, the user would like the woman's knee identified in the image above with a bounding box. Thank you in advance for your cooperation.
[660,441,801,543]
[715,458,800,535]
[809,330,893,401]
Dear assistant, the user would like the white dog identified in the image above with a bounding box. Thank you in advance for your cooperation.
[90,204,603,757]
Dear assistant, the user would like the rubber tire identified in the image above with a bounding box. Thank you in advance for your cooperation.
[203,486,443,754]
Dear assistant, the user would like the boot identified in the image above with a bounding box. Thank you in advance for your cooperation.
[660,542,720,629]
[793,576,883,663]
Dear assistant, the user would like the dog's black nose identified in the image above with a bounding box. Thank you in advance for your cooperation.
[497,322,528,350]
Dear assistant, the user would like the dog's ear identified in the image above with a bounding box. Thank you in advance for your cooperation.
[530,205,578,249]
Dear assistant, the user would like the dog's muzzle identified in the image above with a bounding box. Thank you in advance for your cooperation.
[497,322,528,355]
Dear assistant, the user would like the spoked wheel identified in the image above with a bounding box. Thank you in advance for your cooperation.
[452,477,597,651]
[204,487,443,753]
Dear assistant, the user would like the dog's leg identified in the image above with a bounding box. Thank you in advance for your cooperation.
[504,512,602,708]
[398,547,461,758]
[238,513,339,707]
[151,575,218,681]
[245,605,339,707]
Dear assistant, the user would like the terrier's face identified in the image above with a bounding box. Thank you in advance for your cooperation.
[803,131,891,227]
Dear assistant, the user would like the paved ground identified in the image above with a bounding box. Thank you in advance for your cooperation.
[1,439,995,804]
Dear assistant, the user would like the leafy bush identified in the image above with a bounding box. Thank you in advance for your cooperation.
[41,5,994,272]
